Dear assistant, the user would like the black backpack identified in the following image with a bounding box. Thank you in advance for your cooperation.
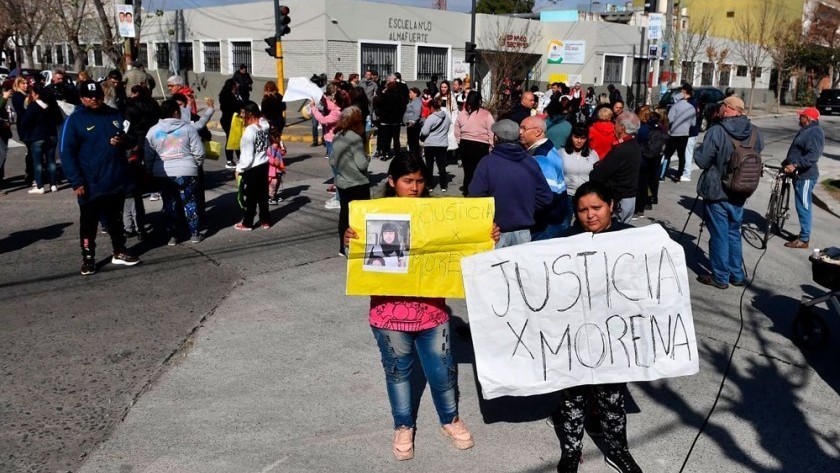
[642,127,667,161]
[722,127,762,197]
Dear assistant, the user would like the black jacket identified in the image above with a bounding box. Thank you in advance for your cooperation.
[589,138,641,199]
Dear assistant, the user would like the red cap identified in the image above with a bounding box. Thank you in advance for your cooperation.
[799,107,820,121]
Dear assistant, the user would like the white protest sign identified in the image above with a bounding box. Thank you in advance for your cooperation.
[283,77,324,103]
[461,224,698,400]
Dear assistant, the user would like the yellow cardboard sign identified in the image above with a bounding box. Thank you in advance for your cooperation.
[347,197,495,298]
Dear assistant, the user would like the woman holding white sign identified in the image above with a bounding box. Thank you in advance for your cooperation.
[344,154,500,461]
[553,181,642,473]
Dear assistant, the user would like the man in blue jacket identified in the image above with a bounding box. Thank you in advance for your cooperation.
[468,119,553,247]
[61,81,140,275]
[782,107,824,249]
[694,96,763,289]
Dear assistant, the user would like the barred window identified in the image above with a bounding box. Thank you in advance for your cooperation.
[155,43,169,70]
[719,64,731,86]
[361,42,398,78]
[138,43,149,68]
[178,42,193,71]
[416,46,447,81]
[603,55,623,84]
[701,62,714,86]
[204,42,220,72]
[681,61,695,83]
[231,41,252,72]
[56,45,65,65]
[93,44,103,67]
[736,65,748,77]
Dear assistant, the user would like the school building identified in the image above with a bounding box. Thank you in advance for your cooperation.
[38,0,783,107]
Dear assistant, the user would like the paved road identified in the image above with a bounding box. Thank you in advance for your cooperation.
[2,114,839,473]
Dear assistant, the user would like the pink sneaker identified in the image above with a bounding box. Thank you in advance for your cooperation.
[441,416,473,450]
[233,223,252,232]
[392,426,414,461]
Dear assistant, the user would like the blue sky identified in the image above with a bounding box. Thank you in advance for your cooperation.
[154,0,628,13]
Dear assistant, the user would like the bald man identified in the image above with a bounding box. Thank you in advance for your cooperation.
[508,91,536,124]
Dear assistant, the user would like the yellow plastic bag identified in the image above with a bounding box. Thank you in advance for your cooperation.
[299,100,312,120]
[204,140,221,160]
[226,113,244,150]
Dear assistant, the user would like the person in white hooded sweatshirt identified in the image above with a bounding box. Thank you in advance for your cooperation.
[234,101,271,231]
[145,100,206,244]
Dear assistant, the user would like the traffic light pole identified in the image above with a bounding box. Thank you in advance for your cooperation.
[276,39,285,95]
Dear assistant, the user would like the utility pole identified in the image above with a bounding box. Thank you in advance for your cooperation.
[469,0,476,85]
[661,0,674,86]
[673,0,681,84]
[123,0,133,70]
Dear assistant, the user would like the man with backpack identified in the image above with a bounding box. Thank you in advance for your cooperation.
[782,107,824,249]
[694,96,764,289]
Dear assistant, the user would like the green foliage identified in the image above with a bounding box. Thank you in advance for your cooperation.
[475,0,535,14]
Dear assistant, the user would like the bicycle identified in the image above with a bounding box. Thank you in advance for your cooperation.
[762,163,793,249]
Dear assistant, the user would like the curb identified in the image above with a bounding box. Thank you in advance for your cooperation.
[206,119,321,144]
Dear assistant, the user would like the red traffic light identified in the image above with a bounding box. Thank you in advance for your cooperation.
[280,5,290,15]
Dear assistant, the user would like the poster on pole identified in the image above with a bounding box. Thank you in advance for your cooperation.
[648,14,663,40]
[115,4,135,38]
[461,224,699,400]
[346,197,495,298]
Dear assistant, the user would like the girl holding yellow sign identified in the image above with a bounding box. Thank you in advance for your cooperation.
[344,154,500,461]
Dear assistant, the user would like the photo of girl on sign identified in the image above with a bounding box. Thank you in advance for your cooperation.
[364,217,410,272]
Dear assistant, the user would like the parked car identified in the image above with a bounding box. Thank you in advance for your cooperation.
[7,68,47,85]
[816,89,840,116]
[658,86,726,131]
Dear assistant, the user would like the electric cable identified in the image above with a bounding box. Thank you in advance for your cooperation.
[677,240,771,472]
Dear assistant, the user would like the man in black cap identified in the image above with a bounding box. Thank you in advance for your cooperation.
[60,81,140,275]
[468,118,553,247]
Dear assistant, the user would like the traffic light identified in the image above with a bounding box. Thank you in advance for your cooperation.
[465,42,477,63]
[279,5,291,37]
[264,36,278,57]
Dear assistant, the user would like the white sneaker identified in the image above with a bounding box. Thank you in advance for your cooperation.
[28,187,46,194]
[680,176,691,182]
[50,185,58,192]
[324,199,340,210]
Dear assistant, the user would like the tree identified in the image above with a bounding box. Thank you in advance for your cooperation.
[676,11,714,84]
[475,16,542,115]
[767,19,802,111]
[0,0,50,67]
[805,0,840,87]
[475,0,534,15]
[731,0,785,114]
[49,0,92,72]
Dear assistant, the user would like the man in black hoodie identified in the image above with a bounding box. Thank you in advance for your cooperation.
[694,96,764,289]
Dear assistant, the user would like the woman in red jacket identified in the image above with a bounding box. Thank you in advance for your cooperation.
[588,106,615,160]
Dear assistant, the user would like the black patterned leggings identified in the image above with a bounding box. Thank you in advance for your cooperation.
[551,383,628,462]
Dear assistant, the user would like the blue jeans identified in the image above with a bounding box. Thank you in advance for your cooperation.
[704,200,745,284]
[794,177,816,242]
[30,138,58,188]
[372,323,458,428]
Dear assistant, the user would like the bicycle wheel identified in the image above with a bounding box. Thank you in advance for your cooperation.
[776,182,790,235]
[763,193,778,249]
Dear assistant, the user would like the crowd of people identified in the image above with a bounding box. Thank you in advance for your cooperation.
[3,61,826,472]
